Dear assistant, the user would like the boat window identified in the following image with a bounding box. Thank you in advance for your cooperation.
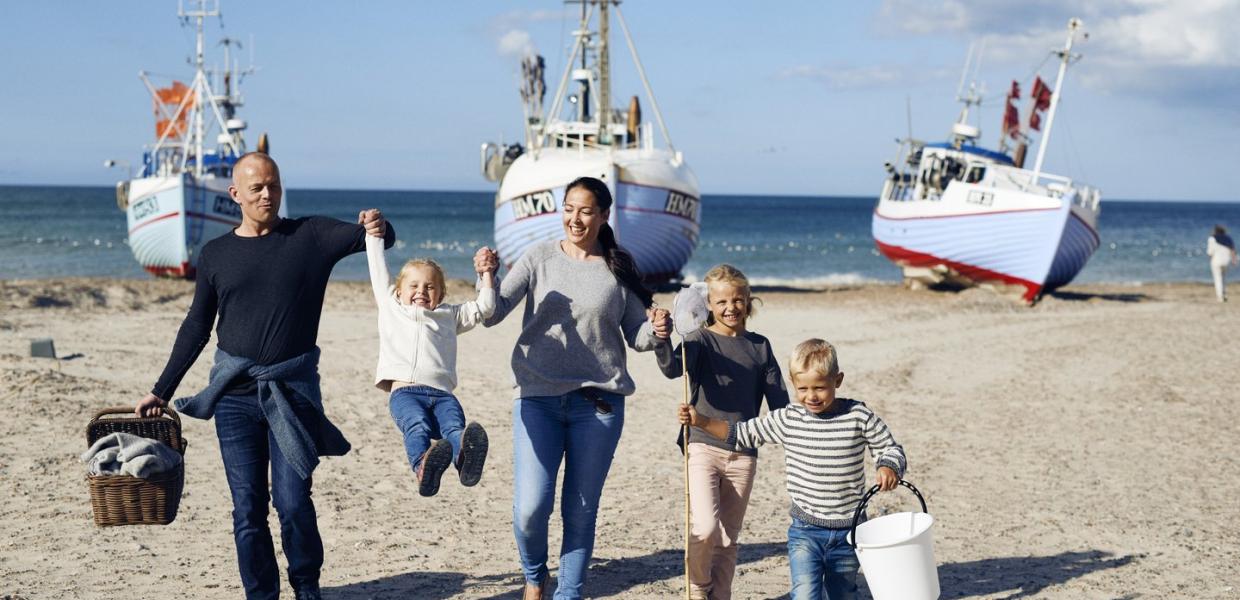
[942,157,964,182]
[965,164,986,183]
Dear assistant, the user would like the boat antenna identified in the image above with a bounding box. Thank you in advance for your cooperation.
[905,94,914,141]
[218,37,238,100]
[597,0,612,145]
[954,41,985,127]
[539,3,592,154]
[955,41,974,101]
[1031,18,1086,182]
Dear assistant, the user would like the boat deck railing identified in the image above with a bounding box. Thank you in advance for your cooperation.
[882,164,1101,213]
[538,120,656,156]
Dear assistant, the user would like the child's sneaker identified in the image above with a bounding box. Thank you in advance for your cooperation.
[416,440,453,497]
[457,422,489,487]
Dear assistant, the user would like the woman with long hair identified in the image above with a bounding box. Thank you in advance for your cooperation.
[483,176,671,599]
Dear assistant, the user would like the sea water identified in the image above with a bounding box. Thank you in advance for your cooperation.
[1,185,1236,286]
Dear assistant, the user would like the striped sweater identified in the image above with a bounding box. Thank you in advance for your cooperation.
[729,398,907,528]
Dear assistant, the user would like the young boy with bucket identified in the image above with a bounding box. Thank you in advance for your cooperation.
[678,338,907,600]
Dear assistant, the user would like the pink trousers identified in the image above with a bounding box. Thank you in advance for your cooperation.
[686,442,757,600]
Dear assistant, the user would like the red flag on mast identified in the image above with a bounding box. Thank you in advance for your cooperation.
[1002,80,1021,140]
[1029,76,1053,131]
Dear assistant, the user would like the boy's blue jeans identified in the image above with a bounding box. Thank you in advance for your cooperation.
[215,393,323,600]
[787,518,860,600]
[389,385,466,472]
[511,390,625,600]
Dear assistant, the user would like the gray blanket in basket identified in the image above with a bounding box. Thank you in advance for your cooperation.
[81,432,182,479]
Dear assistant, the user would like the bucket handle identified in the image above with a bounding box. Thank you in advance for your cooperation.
[848,479,927,548]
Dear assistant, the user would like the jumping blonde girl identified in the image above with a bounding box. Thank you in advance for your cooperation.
[365,215,496,497]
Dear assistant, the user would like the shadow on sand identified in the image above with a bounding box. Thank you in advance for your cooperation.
[936,550,1140,599]
[1047,290,1152,303]
[761,549,1139,600]
[325,547,1137,599]
[324,542,786,599]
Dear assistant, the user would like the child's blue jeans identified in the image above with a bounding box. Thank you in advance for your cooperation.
[787,518,860,600]
[389,385,465,472]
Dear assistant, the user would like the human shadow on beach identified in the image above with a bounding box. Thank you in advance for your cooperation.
[935,550,1139,599]
[755,549,1139,600]
[324,542,787,599]
[560,542,786,599]
[323,571,514,600]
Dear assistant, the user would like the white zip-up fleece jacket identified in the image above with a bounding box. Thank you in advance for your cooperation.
[366,236,495,393]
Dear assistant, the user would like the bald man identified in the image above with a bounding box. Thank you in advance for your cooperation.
[136,153,395,600]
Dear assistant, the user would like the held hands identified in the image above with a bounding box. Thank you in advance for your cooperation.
[876,465,899,492]
[677,404,698,427]
[473,247,499,275]
[358,209,386,238]
[135,393,167,418]
[647,307,672,339]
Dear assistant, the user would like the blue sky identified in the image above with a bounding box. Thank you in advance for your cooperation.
[1,1,1237,201]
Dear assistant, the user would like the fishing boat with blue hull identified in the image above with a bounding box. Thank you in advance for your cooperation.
[482,0,700,282]
[107,0,284,278]
[873,18,1100,303]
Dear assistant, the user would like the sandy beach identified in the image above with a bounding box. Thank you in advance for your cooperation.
[1,277,1237,599]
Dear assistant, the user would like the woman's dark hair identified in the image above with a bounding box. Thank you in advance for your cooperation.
[1215,224,1235,250]
[565,176,654,308]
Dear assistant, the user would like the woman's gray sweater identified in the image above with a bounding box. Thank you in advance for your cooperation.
[484,241,658,398]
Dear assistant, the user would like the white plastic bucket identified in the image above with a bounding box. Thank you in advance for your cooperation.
[848,481,940,600]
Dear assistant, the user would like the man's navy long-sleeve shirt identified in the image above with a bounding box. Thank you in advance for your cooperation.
[152,216,396,399]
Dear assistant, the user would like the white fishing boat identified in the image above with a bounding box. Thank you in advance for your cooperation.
[481,0,700,282]
[872,18,1101,303]
[107,0,283,278]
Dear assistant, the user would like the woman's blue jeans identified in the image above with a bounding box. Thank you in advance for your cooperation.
[389,385,466,473]
[787,518,860,600]
[512,390,625,600]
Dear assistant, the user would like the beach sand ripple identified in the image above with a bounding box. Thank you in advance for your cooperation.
[1,279,1236,598]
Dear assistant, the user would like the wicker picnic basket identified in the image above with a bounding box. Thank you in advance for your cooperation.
[85,406,187,527]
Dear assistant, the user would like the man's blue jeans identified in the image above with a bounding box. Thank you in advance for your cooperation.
[512,390,625,600]
[215,393,323,600]
[787,518,860,600]
[389,385,466,472]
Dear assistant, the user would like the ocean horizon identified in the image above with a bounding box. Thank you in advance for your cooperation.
[2,184,1237,286]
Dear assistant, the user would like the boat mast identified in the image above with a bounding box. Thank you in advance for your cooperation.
[953,42,984,126]
[597,0,611,146]
[1031,18,1083,181]
[179,0,218,179]
[579,1,590,122]
[949,41,984,148]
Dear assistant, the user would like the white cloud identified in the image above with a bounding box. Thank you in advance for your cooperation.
[780,64,953,90]
[490,9,570,32]
[876,0,1240,103]
[489,8,572,58]
[497,29,536,58]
